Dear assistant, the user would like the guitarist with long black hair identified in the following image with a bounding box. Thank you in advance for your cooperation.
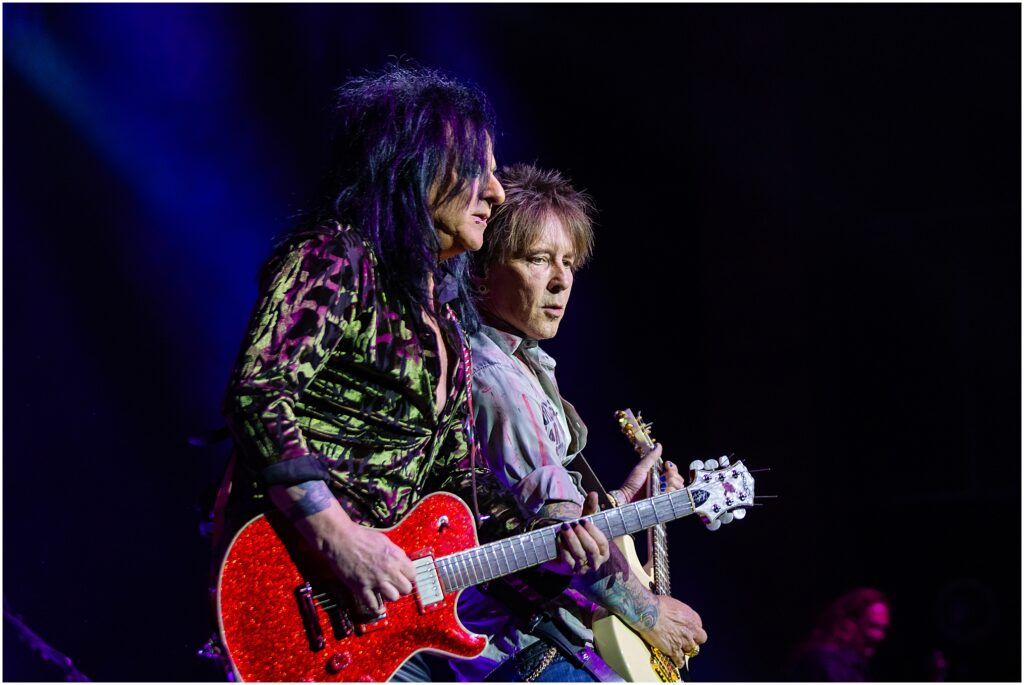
[214,65,605,682]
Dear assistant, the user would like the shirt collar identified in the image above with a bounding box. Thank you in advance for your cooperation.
[477,322,557,371]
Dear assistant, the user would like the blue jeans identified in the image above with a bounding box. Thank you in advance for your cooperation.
[483,650,597,682]
[391,653,455,682]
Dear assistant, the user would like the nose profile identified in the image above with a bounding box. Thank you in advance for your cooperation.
[484,172,505,206]
[549,262,572,292]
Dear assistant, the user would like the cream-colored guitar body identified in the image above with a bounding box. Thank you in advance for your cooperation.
[593,536,681,682]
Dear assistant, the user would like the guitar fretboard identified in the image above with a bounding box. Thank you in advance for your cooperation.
[435,488,695,593]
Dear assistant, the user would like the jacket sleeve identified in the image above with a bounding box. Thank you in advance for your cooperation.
[223,231,367,486]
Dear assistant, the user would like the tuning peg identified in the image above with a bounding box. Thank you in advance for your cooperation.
[703,459,718,470]
[706,519,722,531]
[718,455,730,467]
[689,459,704,472]
[732,509,746,520]
[719,512,734,524]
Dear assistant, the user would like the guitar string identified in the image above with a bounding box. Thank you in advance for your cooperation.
[306,476,754,605]
[311,495,753,610]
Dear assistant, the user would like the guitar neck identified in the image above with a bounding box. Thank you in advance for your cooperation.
[650,522,671,595]
[639,435,671,596]
[436,488,695,593]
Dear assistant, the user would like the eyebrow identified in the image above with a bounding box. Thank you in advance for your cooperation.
[527,246,577,260]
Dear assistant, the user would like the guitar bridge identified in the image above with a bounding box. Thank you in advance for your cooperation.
[294,582,326,651]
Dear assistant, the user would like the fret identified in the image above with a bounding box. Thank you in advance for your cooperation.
[468,548,486,585]
[596,512,617,540]
[638,500,654,529]
[483,545,498,580]
[470,550,485,586]
[528,532,544,565]
[651,498,666,524]
[497,541,512,576]
[666,493,678,518]
[485,545,502,581]
[458,553,471,588]
[628,504,645,532]
[533,530,554,564]
[613,507,628,537]
[655,499,673,520]
[450,557,462,589]
[500,541,515,575]
[491,543,506,579]
[508,538,524,573]
[516,534,535,570]
[471,549,487,585]
[541,529,557,562]
[526,532,541,566]
[508,536,525,572]
[590,512,608,540]
[436,559,451,592]
[447,556,461,590]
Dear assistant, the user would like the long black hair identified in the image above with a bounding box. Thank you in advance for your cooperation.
[302,61,497,315]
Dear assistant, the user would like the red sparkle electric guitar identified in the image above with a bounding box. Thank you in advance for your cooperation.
[216,462,755,682]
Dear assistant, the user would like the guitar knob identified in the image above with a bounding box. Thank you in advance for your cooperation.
[732,509,747,520]
[718,455,731,467]
[719,512,734,524]
[325,652,351,674]
[706,519,722,531]
[703,459,718,470]
[689,460,704,471]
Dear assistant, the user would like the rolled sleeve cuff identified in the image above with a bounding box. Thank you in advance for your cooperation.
[513,464,586,517]
[261,455,331,486]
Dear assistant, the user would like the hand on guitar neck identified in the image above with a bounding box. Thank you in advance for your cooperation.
[540,492,613,576]
[609,444,687,506]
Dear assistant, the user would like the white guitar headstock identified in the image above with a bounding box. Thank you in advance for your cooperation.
[686,456,755,531]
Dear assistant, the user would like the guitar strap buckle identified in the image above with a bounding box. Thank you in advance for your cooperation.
[529,615,624,683]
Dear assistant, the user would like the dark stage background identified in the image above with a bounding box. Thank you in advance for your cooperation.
[3,4,1020,682]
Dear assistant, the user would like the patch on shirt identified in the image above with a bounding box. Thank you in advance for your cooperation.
[540,400,567,456]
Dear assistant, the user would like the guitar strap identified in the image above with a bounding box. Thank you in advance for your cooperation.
[480,578,624,683]
[476,452,624,682]
[566,453,616,510]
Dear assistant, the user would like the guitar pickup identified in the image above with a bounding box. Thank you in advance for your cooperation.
[294,582,326,651]
[412,551,445,613]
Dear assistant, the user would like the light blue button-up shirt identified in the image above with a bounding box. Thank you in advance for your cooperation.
[450,323,594,682]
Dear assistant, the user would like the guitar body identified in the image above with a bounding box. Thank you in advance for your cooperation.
[216,492,487,682]
[214,448,754,683]
[593,536,682,682]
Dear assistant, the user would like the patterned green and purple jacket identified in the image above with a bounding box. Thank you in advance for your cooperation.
[224,223,476,527]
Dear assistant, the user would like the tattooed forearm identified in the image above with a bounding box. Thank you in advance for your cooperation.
[529,501,583,529]
[575,544,660,631]
[280,480,337,521]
